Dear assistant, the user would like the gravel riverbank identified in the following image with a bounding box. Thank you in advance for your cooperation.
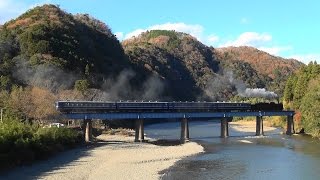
[2,120,279,180]
[2,134,203,180]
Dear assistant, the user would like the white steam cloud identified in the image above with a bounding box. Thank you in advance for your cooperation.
[204,70,278,100]
[238,88,278,99]
[90,69,165,101]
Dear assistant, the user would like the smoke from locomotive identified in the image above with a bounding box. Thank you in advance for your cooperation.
[238,88,278,99]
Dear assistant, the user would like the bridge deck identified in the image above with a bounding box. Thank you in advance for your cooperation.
[63,111,295,120]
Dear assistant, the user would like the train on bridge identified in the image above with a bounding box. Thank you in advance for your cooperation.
[56,101,283,113]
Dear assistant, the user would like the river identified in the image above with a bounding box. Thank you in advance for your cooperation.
[145,121,320,180]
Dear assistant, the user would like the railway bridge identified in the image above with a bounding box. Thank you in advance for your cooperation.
[56,101,295,143]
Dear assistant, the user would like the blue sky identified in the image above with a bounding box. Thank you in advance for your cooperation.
[0,0,319,64]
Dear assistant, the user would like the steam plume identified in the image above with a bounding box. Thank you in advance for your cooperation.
[101,69,136,100]
[238,88,278,99]
[93,69,165,101]
[141,75,164,100]
[203,70,278,100]
[13,57,78,92]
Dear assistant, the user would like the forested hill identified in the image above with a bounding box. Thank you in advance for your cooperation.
[0,4,129,91]
[215,46,302,79]
[123,30,221,100]
[0,4,304,102]
[215,46,303,95]
[123,30,303,99]
[0,3,313,135]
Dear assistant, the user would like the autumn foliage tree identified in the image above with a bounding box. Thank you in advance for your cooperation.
[283,62,320,136]
[6,87,57,124]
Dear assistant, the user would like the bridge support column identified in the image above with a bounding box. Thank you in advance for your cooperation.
[181,118,189,143]
[186,119,190,139]
[286,115,294,135]
[221,118,229,138]
[135,119,144,142]
[256,116,264,136]
[84,119,93,142]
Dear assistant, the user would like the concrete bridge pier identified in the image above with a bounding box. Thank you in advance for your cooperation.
[135,119,144,142]
[286,115,294,135]
[220,118,229,138]
[186,118,190,139]
[256,116,264,136]
[181,118,189,143]
[84,119,93,142]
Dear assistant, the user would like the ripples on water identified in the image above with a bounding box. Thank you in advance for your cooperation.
[145,121,320,180]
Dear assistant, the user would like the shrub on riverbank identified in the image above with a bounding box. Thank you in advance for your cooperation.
[0,119,83,171]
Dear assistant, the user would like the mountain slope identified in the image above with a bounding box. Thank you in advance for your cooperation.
[214,46,303,95]
[123,30,221,100]
[0,4,129,90]
[215,46,303,79]
[123,30,304,100]
[0,5,304,101]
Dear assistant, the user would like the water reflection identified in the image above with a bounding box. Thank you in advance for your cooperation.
[145,121,320,180]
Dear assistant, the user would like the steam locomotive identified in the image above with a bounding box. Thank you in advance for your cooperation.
[56,101,283,113]
[251,102,283,111]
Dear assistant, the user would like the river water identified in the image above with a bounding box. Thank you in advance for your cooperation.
[145,121,320,180]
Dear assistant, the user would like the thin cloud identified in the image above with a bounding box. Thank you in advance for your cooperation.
[0,0,50,24]
[259,46,292,56]
[288,54,320,64]
[219,32,292,56]
[121,22,221,46]
[207,34,220,45]
[123,22,204,41]
[0,0,24,13]
[0,0,25,24]
[124,28,146,39]
[221,32,272,47]
[114,32,124,40]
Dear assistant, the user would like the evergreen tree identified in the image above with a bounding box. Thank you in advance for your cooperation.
[283,76,295,101]
[300,76,320,137]
[293,73,308,108]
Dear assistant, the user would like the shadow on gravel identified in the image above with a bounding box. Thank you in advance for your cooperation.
[0,139,129,180]
[148,139,183,146]
[0,146,91,180]
[0,136,193,179]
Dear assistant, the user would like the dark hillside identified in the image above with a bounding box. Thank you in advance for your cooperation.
[123,30,220,100]
[123,30,304,100]
[0,4,129,90]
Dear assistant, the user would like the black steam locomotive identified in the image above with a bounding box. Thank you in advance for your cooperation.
[56,101,283,113]
[251,102,283,111]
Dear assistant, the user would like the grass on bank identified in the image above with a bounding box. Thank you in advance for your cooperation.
[0,118,83,171]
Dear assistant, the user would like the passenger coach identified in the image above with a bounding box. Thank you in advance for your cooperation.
[55,101,253,113]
